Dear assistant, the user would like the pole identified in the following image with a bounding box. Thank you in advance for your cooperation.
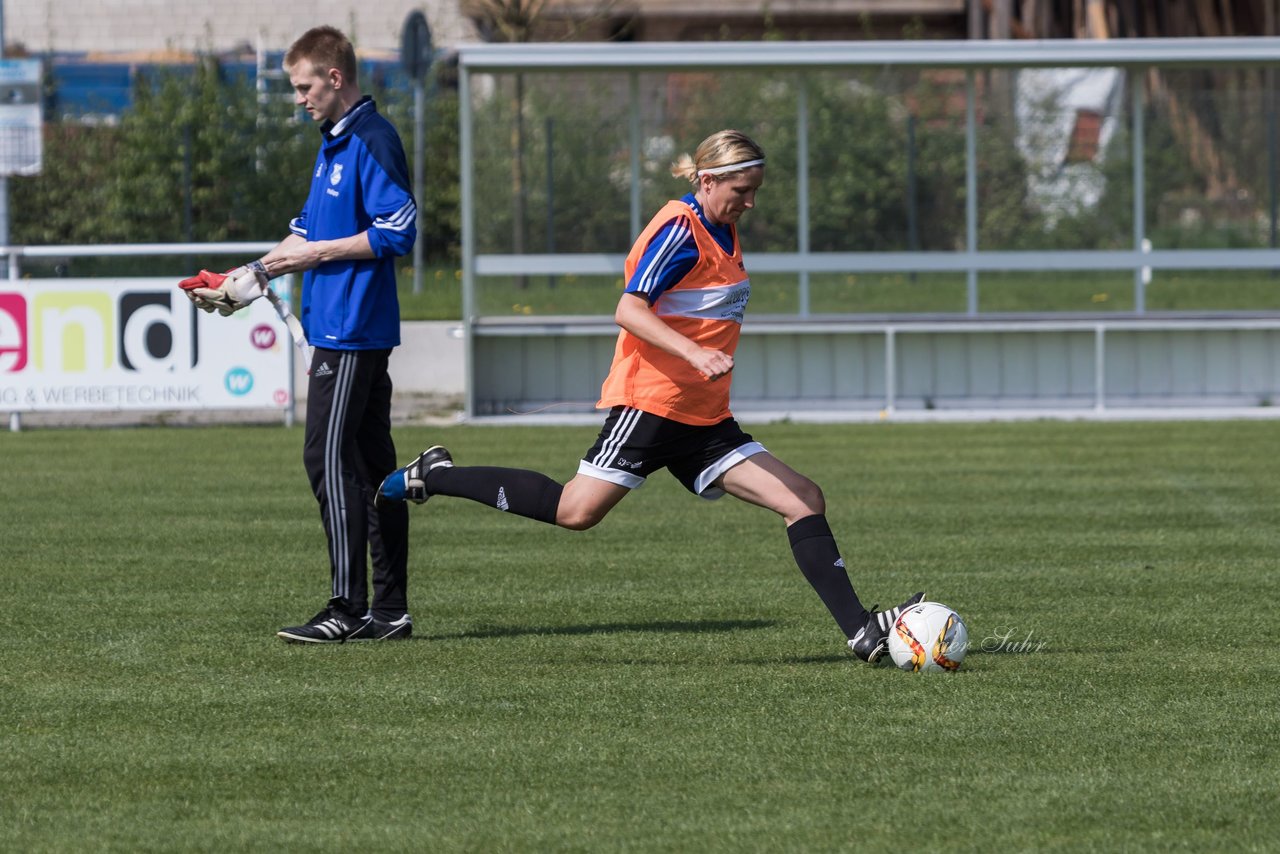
[1270,100,1277,257]
[182,125,194,242]
[906,114,919,248]
[628,73,641,240]
[460,67,476,419]
[906,111,919,283]
[1269,0,1278,271]
[545,115,555,289]
[1131,71,1145,314]
[0,3,9,250]
[968,0,984,40]
[400,10,432,295]
[965,69,978,315]
[413,77,425,294]
[1,4,14,432]
[796,75,810,317]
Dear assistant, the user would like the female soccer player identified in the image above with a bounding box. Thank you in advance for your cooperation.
[379,129,922,661]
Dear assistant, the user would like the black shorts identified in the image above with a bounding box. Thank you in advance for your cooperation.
[578,406,767,499]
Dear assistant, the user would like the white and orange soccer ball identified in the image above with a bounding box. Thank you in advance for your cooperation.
[888,602,969,673]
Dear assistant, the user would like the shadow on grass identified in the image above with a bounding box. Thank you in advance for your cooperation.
[754,640,1070,667]
[430,618,776,641]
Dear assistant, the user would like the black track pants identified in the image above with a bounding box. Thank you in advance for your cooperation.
[302,347,409,617]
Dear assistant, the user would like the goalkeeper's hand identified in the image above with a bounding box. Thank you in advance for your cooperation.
[178,260,270,316]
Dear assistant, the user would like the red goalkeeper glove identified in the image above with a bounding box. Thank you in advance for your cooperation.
[178,260,269,316]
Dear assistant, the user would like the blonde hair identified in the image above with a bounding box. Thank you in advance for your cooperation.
[670,130,765,184]
[285,26,358,84]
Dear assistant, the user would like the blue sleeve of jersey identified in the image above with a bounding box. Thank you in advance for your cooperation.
[358,125,417,258]
[625,215,699,304]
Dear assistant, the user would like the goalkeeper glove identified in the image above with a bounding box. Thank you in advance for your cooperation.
[177,260,270,316]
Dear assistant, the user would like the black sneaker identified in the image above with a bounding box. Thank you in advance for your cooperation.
[848,591,926,663]
[277,601,372,644]
[375,445,454,508]
[348,613,413,641]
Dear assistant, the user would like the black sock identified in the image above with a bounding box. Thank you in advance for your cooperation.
[787,514,867,639]
[426,465,564,525]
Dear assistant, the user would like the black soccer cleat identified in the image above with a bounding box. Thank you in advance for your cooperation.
[277,600,372,644]
[348,613,413,642]
[375,445,454,508]
[848,591,927,663]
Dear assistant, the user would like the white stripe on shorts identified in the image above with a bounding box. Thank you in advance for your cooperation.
[576,459,645,489]
[592,406,641,469]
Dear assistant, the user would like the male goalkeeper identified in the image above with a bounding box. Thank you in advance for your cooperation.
[185,26,417,642]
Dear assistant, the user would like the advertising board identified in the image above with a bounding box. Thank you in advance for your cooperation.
[0,278,294,412]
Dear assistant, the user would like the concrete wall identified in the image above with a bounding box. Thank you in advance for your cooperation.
[294,320,467,423]
[294,321,466,395]
[388,320,466,396]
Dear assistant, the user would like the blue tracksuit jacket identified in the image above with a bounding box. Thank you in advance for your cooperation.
[290,97,416,350]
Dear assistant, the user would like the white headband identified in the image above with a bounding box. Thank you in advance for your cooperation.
[697,158,765,177]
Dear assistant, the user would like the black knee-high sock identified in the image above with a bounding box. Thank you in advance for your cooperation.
[426,466,564,525]
[787,514,867,639]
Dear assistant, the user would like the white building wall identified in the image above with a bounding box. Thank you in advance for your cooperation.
[6,0,475,54]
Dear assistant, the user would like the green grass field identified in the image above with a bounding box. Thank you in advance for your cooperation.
[4,420,1280,851]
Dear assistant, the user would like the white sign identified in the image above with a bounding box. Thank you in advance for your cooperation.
[0,278,294,412]
[0,58,43,176]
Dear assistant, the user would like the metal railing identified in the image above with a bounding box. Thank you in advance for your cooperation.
[457,36,1280,322]
[2,242,276,280]
[455,38,1280,420]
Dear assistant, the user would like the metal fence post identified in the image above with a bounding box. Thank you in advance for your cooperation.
[1132,71,1146,314]
[965,69,979,316]
[629,72,641,240]
[1094,324,1107,411]
[884,326,897,414]
[796,74,810,317]
[459,65,477,420]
